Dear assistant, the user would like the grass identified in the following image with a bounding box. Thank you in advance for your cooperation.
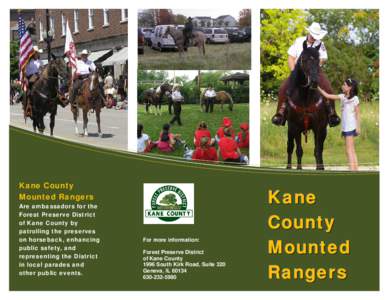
[138,43,251,70]
[138,103,249,159]
[261,100,379,168]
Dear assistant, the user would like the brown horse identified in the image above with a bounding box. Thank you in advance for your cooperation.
[200,90,234,111]
[164,26,206,57]
[71,71,103,137]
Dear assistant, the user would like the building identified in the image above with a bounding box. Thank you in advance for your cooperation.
[10,9,36,42]
[192,16,213,28]
[214,15,238,28]
[35,9,128,78]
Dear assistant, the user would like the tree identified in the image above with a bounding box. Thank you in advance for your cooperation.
[157,9,174,25]
[160,194,178,206]
[260,9,308,92]
[10,41,19,80]
[174,14,186,25]
[239,9,251,27]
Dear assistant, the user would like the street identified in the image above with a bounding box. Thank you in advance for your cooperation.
[10,103,128,151]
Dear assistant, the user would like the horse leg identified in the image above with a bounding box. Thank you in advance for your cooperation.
[286,128,294,169]
[49,113,55,136]
[96,107,102,137]
[38,114,45,134]
[315,127,327,170]
[73,106,80,135]
[82,109,89,136]
[295,131,303,170]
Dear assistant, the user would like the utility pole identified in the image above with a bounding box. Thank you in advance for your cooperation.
[45,9,52,61]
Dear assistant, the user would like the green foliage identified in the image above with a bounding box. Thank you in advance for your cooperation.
[160,194,178,205]
[260,9,308,92]
[10,41,19,80]
[260,9,379,100]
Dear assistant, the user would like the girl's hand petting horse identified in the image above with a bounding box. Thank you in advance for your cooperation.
[317,86,340,101]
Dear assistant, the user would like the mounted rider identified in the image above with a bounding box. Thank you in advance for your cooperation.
[25,46,44,115]
[69,49,100,106]
[183,17,194,50]
[272,22,340,127]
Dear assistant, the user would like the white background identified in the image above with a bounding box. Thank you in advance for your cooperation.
[0,0,386,299]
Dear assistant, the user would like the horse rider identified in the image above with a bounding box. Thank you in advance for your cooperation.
[25,45,44,115]
[203,84,216,113]
[69,49,104,106]
[170,84,184,126]
[272,22,340,127]
[183,17,194,50]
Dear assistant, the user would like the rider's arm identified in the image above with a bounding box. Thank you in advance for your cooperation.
[288,55,297,71]
[317,86,340,100]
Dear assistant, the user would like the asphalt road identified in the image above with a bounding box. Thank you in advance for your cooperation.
[10,103,128,151]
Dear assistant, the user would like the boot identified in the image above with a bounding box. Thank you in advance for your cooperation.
[325,100,341,127]
[271,101,287,126]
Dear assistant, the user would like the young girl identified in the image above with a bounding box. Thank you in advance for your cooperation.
[236,122,249,148]
[157,123,183,152]
[317,78,360,171]
[137,123,153,153]
[194,121,214,147]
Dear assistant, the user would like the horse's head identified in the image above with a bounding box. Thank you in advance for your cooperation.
[298,41,321,89]
[160,82,172,95]
[89,71,99,92]
[48,54,70,91]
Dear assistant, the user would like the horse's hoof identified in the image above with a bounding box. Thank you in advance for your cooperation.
[84,132,88,137]
[297,166,303,170]
[99,133,103,138]
[286,165,292,169]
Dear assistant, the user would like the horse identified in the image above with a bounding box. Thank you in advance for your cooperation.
[164,26,206,57]
[29,54,69,136]
[285,41,329,170]
[200,90,234,112]
[71,71,104,137]
[143,82,172,115]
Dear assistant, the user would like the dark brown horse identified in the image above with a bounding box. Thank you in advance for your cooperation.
[71,71,103,136]
[143,82,172,115]
[285,42,328,170]
[29,54,69,135]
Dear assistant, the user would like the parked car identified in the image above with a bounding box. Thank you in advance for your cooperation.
[241,27,251,42]
[151,25,177,51]
[140,27,154,46]
[226,28,246,43]
[202,28,229,44]
[138,28,145,55]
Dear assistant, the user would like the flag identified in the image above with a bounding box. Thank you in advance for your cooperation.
[17,16,34,90]
[64,21,77,76]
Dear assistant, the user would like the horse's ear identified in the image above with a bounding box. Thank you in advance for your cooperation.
[302,40,307,51]
[315,43,322,51]
[51,53,57,60]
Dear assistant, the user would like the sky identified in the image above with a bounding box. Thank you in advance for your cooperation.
[171,9,243,20]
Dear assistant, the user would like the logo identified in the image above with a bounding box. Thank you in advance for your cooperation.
[144,184,194,224]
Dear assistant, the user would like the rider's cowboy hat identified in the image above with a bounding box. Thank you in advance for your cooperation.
[80,49,89,56]
[32,45,43,53]
[306,22,327,40]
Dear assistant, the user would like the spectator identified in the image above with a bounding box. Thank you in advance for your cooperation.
[218,127,248,164]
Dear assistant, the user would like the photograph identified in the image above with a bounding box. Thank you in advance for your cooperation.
[260,9,379,171]
[137,70,249,164]
[138,9,251,70]
[10,9,128,150]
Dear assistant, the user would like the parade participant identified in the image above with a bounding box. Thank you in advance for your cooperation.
[317,78,360,171]
[24,46,44,115]
[170,85,184,126]
[272,22,340,127]
[69,49,96,105]
[203,84,216,113]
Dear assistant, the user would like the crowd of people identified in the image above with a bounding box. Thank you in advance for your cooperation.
[137,117,249,164]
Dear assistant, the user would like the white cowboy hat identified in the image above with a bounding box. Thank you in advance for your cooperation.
[306,22,327,40]
[80,49,89,55]
[32,45,43,53]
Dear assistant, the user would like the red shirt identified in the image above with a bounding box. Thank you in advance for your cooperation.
[217,127,235,139]
[218,137,239,160]
[194,129,212,147]
[192,147,218,161]
[238,130,249,148]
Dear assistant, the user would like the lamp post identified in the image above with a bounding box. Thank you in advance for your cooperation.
[44,9,53,61]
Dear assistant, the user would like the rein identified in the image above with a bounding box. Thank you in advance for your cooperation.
[288,96,323,143]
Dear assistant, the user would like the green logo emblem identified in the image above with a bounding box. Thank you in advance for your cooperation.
[145,185,193,222]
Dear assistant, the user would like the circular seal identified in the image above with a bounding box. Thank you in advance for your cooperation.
[150,185,188,222]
